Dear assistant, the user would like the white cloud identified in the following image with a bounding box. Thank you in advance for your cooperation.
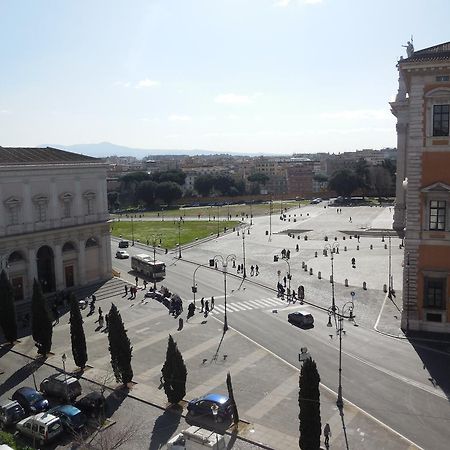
[320,109,392,121]
[113,81,131,88]
[0,109,10,114]
[136,79,160,88]
[169,114,192,121]
[274,0,291,7]
[214,93,252,105]
[274,0,322,6]
[304,0,322,4]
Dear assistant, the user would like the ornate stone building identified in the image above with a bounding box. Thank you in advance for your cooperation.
[0,147,111,306]
[391,42,450,333]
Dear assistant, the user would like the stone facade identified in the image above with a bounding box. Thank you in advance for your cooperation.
[391,43,450,333]
[0,147,112,308]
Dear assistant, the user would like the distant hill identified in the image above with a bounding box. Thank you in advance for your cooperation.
[43,142,260,158]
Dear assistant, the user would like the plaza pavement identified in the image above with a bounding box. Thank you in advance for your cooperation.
[1,205,425,449]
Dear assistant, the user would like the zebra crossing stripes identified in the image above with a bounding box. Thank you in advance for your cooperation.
[210,296,290,314]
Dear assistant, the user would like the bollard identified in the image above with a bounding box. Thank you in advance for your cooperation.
[382,236,385,242]
[298,235,301,239]
[349,235,352,239]
[302,261,305,268]
[318,271,321,279]
[370,244,373,250]
[315,251,318,257]
[334,237,338,241]
[363,281,367,290]
[325,236,328,241]
[383,284,387,293]
[324,249,328,257]
[336,248,340,254]
[304,265,308,272]
[330,275,333,283]
[345,279,349,287]
[384,244,387,249]
[344,246,347,251]
[399,244,402,249]
[305,235,308,240]
[343,236,346,240]
[309,268,313,275]
[357,245,359,250]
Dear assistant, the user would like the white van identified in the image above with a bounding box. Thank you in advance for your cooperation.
[16,412,63,445]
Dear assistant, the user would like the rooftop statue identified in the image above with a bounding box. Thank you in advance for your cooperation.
[402,40,414,58]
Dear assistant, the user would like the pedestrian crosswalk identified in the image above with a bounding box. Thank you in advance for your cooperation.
[208,296,304,314]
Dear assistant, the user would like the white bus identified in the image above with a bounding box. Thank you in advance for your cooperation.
[131,253,166,280]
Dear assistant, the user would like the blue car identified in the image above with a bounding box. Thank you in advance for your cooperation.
[49,405,87,433]
[12,387,49,414]
[187,394,233,422]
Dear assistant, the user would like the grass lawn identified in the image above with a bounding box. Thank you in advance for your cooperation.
[111,220,240,248]
[111,200,308,220]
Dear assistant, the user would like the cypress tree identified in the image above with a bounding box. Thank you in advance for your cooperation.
[31,279,53,355]
[69,293,88,370]
[226,372,239,425]
[0,270,18,343]
[107,303,133,384]
[299,358,321,450]
[161,335,187,404]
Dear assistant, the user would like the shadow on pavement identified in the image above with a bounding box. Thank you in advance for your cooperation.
[148,407,182,450]
[185,411,232,435]
[0,356,45,397]
[409,335,450,400]
[105,386,129,419]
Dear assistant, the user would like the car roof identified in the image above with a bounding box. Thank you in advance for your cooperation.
[0,400,20,408]
[30,412,59,424]
[51,405,81,416]
[201,393,229,404]
[49,373,79,383]
[15,387,38,396]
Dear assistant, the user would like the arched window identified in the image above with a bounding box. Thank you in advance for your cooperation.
[85,237,98,248]
[8,251,24,263]
[62,242,76,252]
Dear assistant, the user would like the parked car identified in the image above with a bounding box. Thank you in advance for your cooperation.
[0,400,26,428]
[118,240,129,248]
[310,198,322,204]
[116,249,130,259]
[49,405,87,433]
[187,394,233,422]
[75,392,106,418]
[287,312,314,327]
[40,373,82,402]
[12,387,49,414]
[16,413,63,446]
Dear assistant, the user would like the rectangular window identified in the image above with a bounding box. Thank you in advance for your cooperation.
[87,198,94,215]
[9,207,18,225]
[424,277,445,308]
[436,75,450,82]
[63,201,71,218]
[37,203,46,222]
[429,200,446,230]
[433,104,449,136]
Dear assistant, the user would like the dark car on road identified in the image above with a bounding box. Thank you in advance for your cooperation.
[75,392,106,418]
[187,394,233,422]
[12,387,49,414]
[287,312,314,327]
[118,240,129,248]
[0,400,27,427]
[40,373,82,402]
[49,405,87,433]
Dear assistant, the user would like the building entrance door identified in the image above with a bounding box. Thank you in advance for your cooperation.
[65,265,74,288]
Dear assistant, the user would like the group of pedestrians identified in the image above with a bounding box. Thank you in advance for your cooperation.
[236,264,259,276]
[199,296,215,317]
[95,307,109,331]
[124,284,138,299]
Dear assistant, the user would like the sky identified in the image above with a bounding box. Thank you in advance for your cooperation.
[0,0,449,155]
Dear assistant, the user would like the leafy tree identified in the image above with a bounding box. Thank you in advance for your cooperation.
[247,172,270,185]
[151,169,186,186]
[382,158,397,186]
[119,172,151,206]
[299,358,321,450]
[194,174,214,196]
[107,191,120,211]
[31,279,53,355]
[161,335,187,404]
[0,270,18,343]
[107,304,133,385]
[328,169,359,197]
[226,372,239,425]
[135,180,157,207]
[120,171,151,185]
[69,293,88,369]
[371,166,393,198]
[313,173,328,183]
[354,157,371,198]
[155,181,183,205]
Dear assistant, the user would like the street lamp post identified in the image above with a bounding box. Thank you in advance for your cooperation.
[388,235,393,296]
[149,235,161,291]
[177,220,182,259]
[61,353,68,402]
[192,265,203,306]
[325,243,339,313]
[241,225,249,279]
[406,252,410,335]
[250,203,253,225]
[131,217,135,246]
[327,301,355,409]
[280,254,291,299]
[217,205,220,237]
[214,254,236,333]
[269,199,273,242]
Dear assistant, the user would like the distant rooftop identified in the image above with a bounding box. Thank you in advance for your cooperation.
[403,42,450,63]
[0,146,100,165]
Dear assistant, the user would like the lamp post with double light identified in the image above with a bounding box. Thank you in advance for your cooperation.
[149,234,161,291]
[61,353,69,402]
[177,220,182,259]
[269,198,273,242]
[324,243,339,314]
[241,224,250,279]
[279,254,291,299]
[327,301,355,409]
[214,254,236,333]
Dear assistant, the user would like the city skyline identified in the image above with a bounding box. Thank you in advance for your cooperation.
[1,0,448,154]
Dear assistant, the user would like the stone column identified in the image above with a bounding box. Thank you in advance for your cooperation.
[101,230,112,279]
[50,178,58,227]
[23,182,33,232]
[27,247,38,297]
[53,241,64,291]
[77,237,86,285]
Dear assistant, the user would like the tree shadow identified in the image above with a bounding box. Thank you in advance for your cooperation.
[185,411,232,434]
[338,405,350,450]
[104,386,129,419]
[0,357,45,397]
[409,334,450,400]
[148,407,182,450]
[211,329,228,363]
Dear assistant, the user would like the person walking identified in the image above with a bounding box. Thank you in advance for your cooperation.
[200,297,205,313]
[283,276,287,287]
[211,296,215,310]
[143,280,147,289]
[124,285,128,295]
[204,300,210,315]
[135,276,139,286]
[250,265,254,276]
[324,423,331,447]
[255,265,259,276]
[98,307,103,318]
